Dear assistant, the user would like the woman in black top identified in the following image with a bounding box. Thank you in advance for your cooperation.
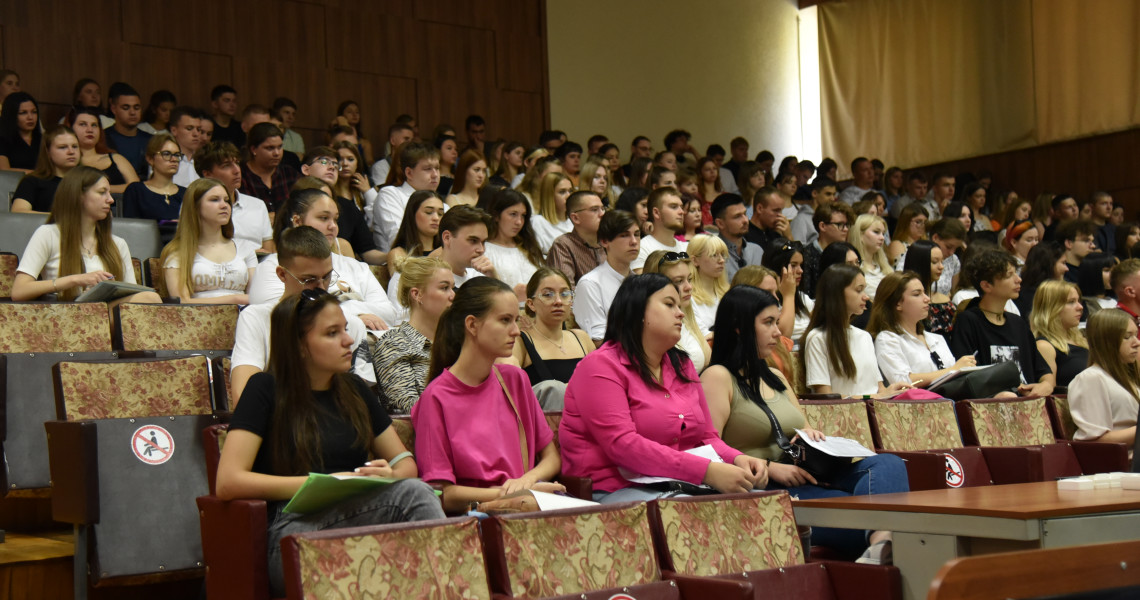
[121,133,185,224]
[1030,280,1088,387]
[512,268,594,398]
[68,107,138,193]
[216,290,444,597]
[11,126,80,213]
[0,92,42,171]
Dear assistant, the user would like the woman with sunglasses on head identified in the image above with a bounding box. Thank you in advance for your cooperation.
[160,178,257,304]
[560,274,769,503]
[413,277,564,513]
[67,107,139,194]
[122,133,186,224]
[702,284,906,563]
[643,250,711,372]
[216,289,444,597]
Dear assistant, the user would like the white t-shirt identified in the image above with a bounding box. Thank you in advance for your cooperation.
[372,182,415,253]
[248,252,399,326]
[692,300,718,336]
[231,192,273,247]
[874,329,955,385]
[530,215,573,255]
[677,322,707,373]
[633,235,687,271]
[792,295,816,342]
[805,326,882,397]
[573,261,627,340]
[163,239,259,298]
[951,289,1020,316]
[863,263,885,302]
[483,242,540,292]
[173,156,199,188]
[17,224,136,291]
[386,266,483,325]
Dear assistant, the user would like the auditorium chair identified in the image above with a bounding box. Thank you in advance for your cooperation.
[131,257,143,288]
[647,492,902,600]
[0,251,17,299]
[954,396,1128,483]
[0,170,21,210]
[0,303,118,496]
[114,303,238,360]
[1046,394,1078,440]
[112,217,162,266]
[145,258,171,299]
[798,397,876,450]
[867,397,997,489]
[0,211,46,256]
[280,517,491,600]
[45,355,218,597]
[482,501,751,599]
[211,356,234,413]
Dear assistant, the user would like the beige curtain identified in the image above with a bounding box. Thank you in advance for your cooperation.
[818,0,1140,174]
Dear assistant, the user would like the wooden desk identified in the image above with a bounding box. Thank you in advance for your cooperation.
[792,482,1140,600]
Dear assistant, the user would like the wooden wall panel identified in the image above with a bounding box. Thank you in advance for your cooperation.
[1,0,548,150]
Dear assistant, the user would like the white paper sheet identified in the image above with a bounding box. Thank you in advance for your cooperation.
[530,490,600,510]
[621,445,723,485]
[794,430,877,457]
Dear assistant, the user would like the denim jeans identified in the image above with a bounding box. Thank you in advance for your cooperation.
[266,478,445,596]
[770,453,909,557]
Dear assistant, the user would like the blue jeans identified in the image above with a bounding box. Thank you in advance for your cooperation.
[771,453,909,557]
[266,478,445,596]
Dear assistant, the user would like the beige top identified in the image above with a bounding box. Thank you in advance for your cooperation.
[720,376,805,460]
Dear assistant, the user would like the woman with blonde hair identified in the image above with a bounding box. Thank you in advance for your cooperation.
[161,178,258,304]
[530,172,573,254]
[12,166,160,306]
[1030,280,1088,387]
[643,249,711,371]
[848,213,893,300]
[446,149,487,208]
[688,234,729,336]
[514,154,561,207]
[1067,309,1138,445]
[578,155,614,208]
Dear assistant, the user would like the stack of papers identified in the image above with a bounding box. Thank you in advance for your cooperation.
[1057,472,1140,491]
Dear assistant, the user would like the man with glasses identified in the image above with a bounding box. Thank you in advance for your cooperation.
[802,199,854,299]
[547,191,607,284]
[1057,219,1098,284]
[301,146,384,265]
[230,226,370,403]
[711,193,763,281]
[169,106,203,187]
[196,141,274,252]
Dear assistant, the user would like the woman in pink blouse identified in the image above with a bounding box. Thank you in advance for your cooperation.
[412,277,564,513]
[560,273,769,502]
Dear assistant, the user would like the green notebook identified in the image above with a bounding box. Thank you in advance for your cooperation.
[283,473,439,514]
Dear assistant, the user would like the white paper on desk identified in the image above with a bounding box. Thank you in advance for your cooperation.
[621,445,723,485]
[531,491,599,510]
[794,430,877,458]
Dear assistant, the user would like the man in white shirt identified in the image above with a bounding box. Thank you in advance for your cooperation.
[574,210,642,343]
[194,141,273,252]
[386,205,497,318]
[369,122,414,185]
[633,186,687,272]
[168,106,202,187]
[838,156,877,206]
[230,226,368,403]
[372,142,440,252]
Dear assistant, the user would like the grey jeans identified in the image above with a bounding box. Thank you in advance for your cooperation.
[266,478,444,596]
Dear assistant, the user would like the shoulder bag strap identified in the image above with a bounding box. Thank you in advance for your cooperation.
[733,374,799,459]
[493,366,531,470]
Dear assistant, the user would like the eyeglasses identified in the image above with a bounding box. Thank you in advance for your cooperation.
[310,157,337,167]
[282,267,338,288]
[573,205,605,215]
[657,251,689,268]
[157,151,185,161]
[533,290,574,302]
[828,221,850,229]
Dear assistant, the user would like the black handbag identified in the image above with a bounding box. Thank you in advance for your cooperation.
[735,375,851,483]
[930,360,1021,400]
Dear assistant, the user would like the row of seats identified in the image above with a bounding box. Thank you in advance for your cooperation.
[800,396,1129,489]
[0,171,128,218]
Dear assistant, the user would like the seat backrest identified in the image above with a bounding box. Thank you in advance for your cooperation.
[0,302,112,353]
[483,502,659,598]
[1048,395,1078,441]
[648,491,803,577]
[146,257,171,298]
[799,398,875,450]
[282,517,489,600]
[869,398,963,451]
[112,217,162,261]
[210,356,232,411]
[0,171,22,210]
[0,252,17,298]
[54,355,215,420]
[201,423,228,495]
[0,212,47,255]
[391,416,415,453]
[114,303,238,356]
[544,410,563,451]
[368,264,390,294]
[959,397,1055,447]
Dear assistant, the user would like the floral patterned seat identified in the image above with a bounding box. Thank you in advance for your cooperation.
[281,517,490,600]
[0,302,113,353]
[146,257,171,298]
[869,398,963,452]
[114,303,238,355]
[54,355,215,420]
[0,252,17,298]
[799,399,875,450]
[961,397,1055,446]
[391,417,415,453]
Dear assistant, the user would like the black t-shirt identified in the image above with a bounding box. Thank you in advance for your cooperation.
[211,119,245,148]
[229,372,392,476]
[0,136,38,170]
[12,175,61,212]
[950,301,1051,385]
[1036,336,1089,387]
[335,196,377,256]
[744,222,781,250]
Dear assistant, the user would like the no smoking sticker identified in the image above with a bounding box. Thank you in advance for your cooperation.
[131,425,175,466]
[944,454,965,488]
[607,595,636,600]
